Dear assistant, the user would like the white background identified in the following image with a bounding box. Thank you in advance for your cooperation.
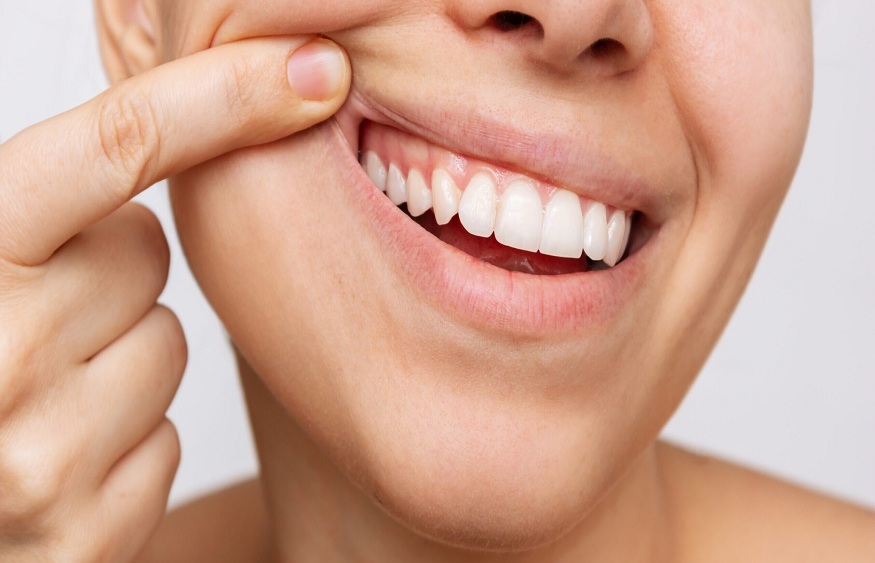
[1,2,872,509]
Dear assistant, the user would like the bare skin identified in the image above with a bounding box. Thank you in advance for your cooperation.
[136,353,875,562]
[90,1,871,561]
[3,0,873,561]
[139,446,875,563]
[657,445,875,563]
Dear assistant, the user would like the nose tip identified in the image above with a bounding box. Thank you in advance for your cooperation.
[451,0,654,76]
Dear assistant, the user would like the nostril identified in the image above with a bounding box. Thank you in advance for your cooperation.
[587,38,625,60]
[491,10,539,33]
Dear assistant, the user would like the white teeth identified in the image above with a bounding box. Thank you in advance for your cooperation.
[539,189,585,259]
[366,150,634,268]
[582,202,608,261]
[603,209,627,267]
[458,172,497,238]
[431,169,461,225]
[363,151,387,192]
[386,163,407,205]
[406,169,432,217]
[495,178,543,253]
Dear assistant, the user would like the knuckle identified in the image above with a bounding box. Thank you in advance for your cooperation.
[0,439,67,529]
[221,56,260,125]
[95,86,162,198]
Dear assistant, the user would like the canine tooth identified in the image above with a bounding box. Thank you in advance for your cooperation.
[621,212,632,259]
[539,189,585,259]
[406,169,432,217]
[458,172,497,238]
[582,202,608,261]
[431,169,461,225]
[495,179,543,253]
[386,163,407,205]
[603,209,627,267]
[364,152,387,192]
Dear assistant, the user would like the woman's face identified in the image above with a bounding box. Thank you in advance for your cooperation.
[155,0,812,549]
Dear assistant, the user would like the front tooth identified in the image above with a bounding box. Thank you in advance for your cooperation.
[386,163,407,205]
[539,189,585,259]
[582,202,608,261]
[406,169,432,217]
[458,172,497,238]
[431,169,460,225]
[603,209,627,267]
[494,179,543,252]
[364,152,387,192]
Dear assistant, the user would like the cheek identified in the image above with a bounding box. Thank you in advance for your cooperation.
[169,123,411,488]
[646,1,813,378]
[169,124,390,381]
[153,0,394,60]
[663,1,813,213]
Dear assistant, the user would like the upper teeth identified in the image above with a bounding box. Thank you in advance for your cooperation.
[361,151,632,266]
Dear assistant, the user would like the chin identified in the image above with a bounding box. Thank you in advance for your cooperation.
[372,471,591,551]
[353,395,628,551]
[269,317,660,553]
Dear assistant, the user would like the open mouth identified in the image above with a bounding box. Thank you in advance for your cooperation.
[330,92,660,333]
[358,121,635,276]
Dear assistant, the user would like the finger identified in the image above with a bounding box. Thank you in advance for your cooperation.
[83,305,186,468]
[0,36,350,266]
[45,203,170,361]
[96,418,180,563]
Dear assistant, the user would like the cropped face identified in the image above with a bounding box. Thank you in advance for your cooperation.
[151,0,812,549]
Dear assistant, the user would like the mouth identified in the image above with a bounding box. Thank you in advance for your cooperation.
[359,121,634,275]
[328,89,663,334]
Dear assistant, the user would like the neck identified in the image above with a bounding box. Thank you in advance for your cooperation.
[238,356,675,563]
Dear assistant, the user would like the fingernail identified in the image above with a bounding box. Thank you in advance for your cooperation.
[287,39,347,101]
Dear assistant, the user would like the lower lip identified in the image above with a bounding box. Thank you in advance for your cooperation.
[325,117,652,336]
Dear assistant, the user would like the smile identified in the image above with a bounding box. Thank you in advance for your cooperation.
[359,121,634,274]
[329,89,664,335]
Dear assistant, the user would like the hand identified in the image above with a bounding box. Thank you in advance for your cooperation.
[0,36,350,562]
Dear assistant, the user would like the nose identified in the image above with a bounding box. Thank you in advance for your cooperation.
[448,0,654,76]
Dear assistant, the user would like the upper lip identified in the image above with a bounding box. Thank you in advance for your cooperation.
[334,86,668,222]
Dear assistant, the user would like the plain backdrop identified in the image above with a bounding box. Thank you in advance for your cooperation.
[1,2,872,510]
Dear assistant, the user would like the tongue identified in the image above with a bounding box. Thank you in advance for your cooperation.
[412,210,589,275]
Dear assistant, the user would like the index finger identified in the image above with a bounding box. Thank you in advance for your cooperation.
[0,36,350,266]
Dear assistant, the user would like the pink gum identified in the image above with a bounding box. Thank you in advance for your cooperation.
[360,122,626,214]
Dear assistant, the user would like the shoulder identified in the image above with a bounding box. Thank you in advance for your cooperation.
[135,478,272,563]
[657,441,875,563]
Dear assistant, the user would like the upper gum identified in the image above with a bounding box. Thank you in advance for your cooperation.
[361,122,626,213]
